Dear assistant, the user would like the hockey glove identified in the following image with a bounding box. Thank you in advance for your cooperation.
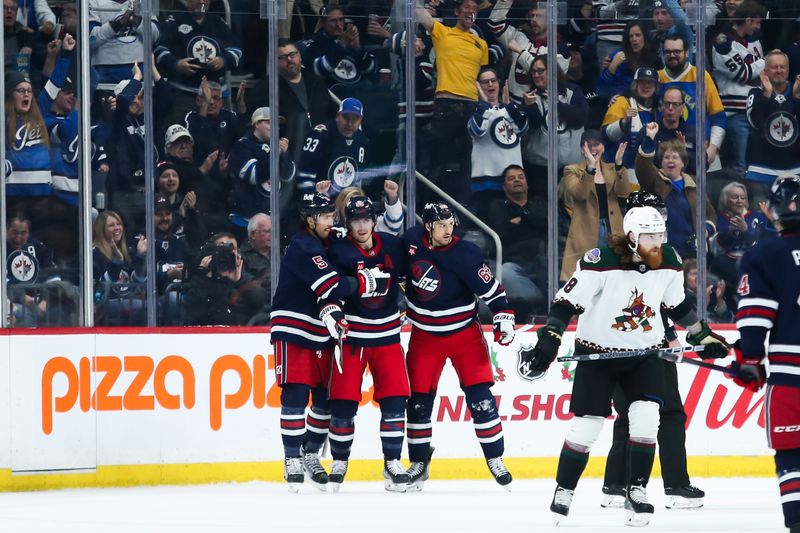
[530,325,563,373]
[357,266,391,298]
[686,320,730,359]
[730,340,766,392]
[320,303,348,341]
[493,311,515,346]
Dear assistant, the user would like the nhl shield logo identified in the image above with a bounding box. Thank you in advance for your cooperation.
[516,344,546,382]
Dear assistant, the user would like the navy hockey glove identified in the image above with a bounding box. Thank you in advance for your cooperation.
[730,340,766,392]
[686,320,730,359]
[530,325,562,372]
[357,266,391,298]
[493,311,515,346]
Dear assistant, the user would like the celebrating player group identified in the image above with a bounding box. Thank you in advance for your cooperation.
[269,175,800,532]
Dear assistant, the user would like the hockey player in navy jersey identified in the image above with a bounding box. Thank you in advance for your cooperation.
[270,193,389,493]
[296,98,369,198]
[326,196,408,492]
[521,206,729,527]
[403,201,516,490]
[733,175,800,533]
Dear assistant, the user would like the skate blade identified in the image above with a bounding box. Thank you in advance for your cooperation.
[406,480,425,492]
[624,510,653,527]
[601,495,625,509]
[665,496,703,510]
[329,482,342,493]
[384,479,408,493]
[552,512,566,526]
[499,482,512,492]
[287,482,302,494]
[305,478,328,492]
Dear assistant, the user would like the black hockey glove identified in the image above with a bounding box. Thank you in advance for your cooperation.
[530,325,563,372]
[686,320,730,359]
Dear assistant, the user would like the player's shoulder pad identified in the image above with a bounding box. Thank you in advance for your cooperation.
[660,244,683,269]
[578,246,620,270]
[292,232,326,255]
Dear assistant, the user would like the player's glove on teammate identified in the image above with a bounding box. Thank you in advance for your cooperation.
[320,303,348,340]
[357,266,391,298]
[493,311,515,346]
[686,320,730,359]
[729,340,766,392]
[529,325,562,372]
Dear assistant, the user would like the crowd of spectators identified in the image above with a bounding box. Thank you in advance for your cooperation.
[5,0,800,326]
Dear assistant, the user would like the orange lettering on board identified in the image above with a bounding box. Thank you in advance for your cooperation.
[154,355,195,409]
[41,357,79,435]
[92,356,122,411]
[123,356,155,410]
[209,355,253,431]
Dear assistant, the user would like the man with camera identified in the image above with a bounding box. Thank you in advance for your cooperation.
[184,231,265,326]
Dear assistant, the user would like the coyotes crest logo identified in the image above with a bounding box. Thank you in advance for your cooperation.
[611,288,655,332]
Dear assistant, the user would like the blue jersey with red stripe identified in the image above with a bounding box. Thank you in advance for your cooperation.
[271,232,352,349]
[327,232,406,347]
[736,230,800,387]
[403,225,510,335]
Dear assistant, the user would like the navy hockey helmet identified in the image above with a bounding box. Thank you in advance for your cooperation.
[769,175,800,225]
[344,195,376,224]
[300,193,335,219]
[422,201,458,226]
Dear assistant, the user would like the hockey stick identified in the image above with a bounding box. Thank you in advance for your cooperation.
[556,345,707,363]
[656,350,738,375]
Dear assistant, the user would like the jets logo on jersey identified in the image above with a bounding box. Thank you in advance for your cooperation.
[334,58,358,81]
[329,156,357,188]
[7,249,38,283]
[410,259,441,301]
[111,270,132,296]
[767,111,798,148]
[490,117,519,147]
[188,36,220,63]
[611,288,655,332]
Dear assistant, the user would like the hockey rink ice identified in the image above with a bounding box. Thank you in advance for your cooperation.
[0,477,786,532]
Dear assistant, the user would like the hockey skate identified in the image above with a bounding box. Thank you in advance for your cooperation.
[486,457,512,490]
[328,460,348,493]
[624,485,654,527]
[600,484,626,509]
[407,446,434,492]
[284,457,304,494]
[383,459,410,493]
[301,448,329,491]
[550,485,574,525]
[664,485,704,509]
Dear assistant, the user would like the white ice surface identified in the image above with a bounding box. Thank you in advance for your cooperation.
[0,477,787,533]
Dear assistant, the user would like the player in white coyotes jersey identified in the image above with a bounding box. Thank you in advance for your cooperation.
[519,206,730,527]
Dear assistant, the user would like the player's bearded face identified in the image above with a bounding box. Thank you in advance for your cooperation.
[312,212,336,239]
[428,218,455,247]
[637,232,665,268]
[349,217,374,245]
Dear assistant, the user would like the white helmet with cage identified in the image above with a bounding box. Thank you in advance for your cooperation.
[623,206,666,254]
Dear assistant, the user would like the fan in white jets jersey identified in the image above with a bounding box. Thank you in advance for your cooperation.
[519,206,729,527]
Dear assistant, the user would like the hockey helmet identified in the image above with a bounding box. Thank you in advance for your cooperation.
[623,206,666,253]
[344,195,377,224]
[422,201,458,226]
[299,193,335,219]
[769,175,800,225]
[625,191,668,222]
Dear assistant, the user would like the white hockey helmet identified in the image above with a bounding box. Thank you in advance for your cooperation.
[623,206,666,253]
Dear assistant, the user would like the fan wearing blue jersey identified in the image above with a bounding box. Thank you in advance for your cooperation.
[326,196,406,492]
[403,201,516,491]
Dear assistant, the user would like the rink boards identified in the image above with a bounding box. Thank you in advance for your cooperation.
[0,325,773,491]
